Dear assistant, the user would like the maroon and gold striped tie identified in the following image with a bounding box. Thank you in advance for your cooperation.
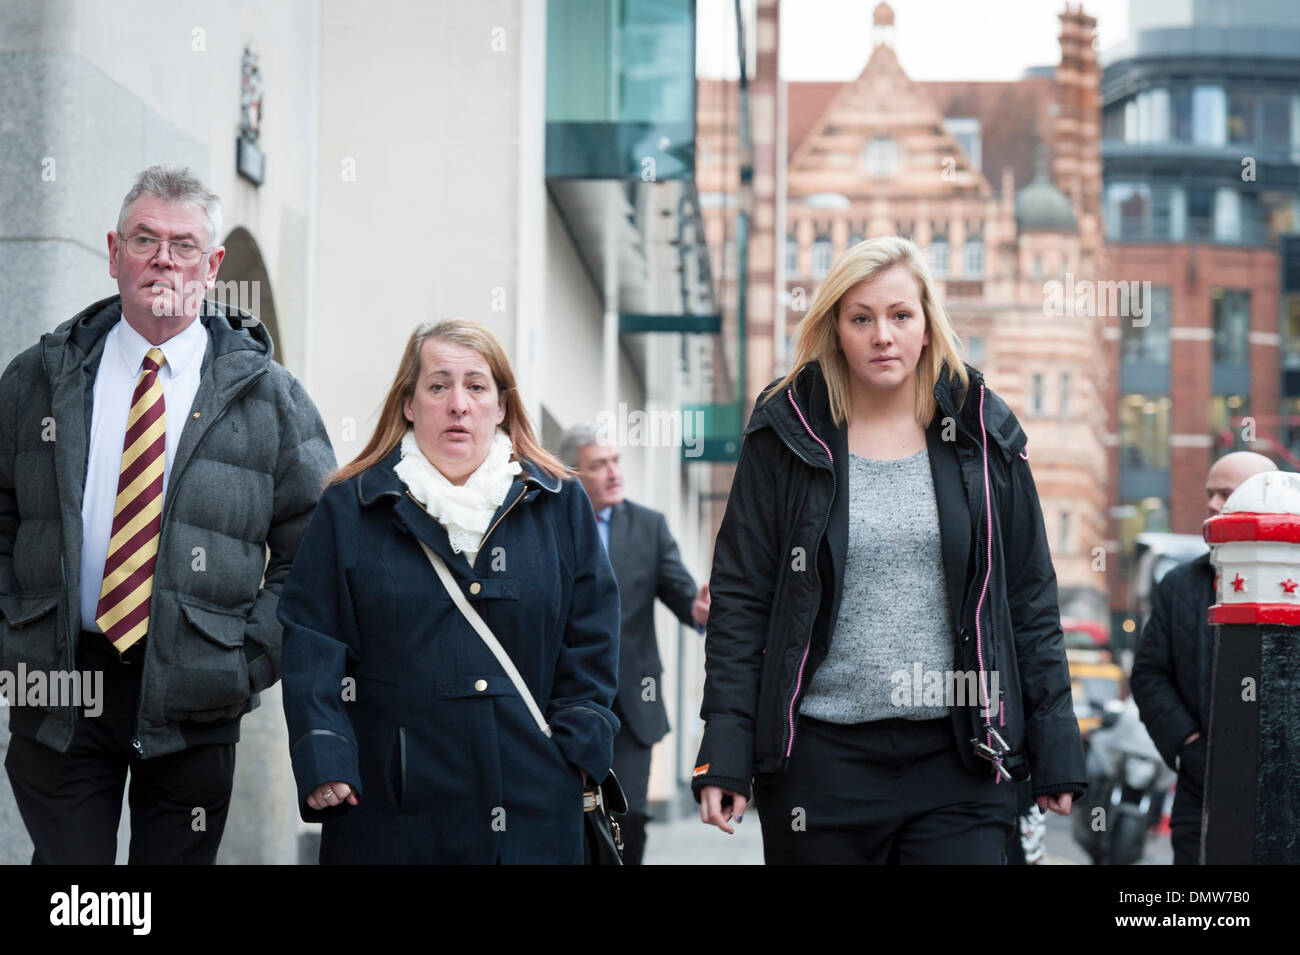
[95,346,167,652]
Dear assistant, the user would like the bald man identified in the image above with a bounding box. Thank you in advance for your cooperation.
[1130,451,1276,865]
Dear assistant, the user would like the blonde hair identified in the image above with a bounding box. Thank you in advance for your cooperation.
[766,235,970,428]
[331,319,568,486]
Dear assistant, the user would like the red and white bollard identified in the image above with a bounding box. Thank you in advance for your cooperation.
[1202,471,1300,864]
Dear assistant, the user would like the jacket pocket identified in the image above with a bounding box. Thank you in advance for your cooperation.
[0,590,63,679]
[162,598,251,722]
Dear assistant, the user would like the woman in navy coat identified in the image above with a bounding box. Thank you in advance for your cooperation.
[278,319,620,864]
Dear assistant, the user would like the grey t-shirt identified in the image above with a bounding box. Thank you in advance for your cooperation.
[798,447,957,724]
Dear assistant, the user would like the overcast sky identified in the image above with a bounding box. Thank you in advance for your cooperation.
[698,0,1132,81]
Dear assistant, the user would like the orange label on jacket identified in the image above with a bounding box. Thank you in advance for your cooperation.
[693,763,710,777]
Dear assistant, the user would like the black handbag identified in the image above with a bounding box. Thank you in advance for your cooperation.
[583,769,628,865]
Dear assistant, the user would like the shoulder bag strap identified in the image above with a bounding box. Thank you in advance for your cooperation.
[416,540,552,738]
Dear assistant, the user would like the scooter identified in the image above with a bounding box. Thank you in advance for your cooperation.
[1072,697,1176,865]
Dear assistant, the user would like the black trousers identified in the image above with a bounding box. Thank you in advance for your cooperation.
[754,715,1017,864]
[4,632,236,864]
[611,730,653,865]
[1170,781,1204,865]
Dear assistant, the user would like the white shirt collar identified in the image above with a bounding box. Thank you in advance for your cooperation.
[113,315,207,379]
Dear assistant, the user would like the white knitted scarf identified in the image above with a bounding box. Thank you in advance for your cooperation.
[394,428,522,563]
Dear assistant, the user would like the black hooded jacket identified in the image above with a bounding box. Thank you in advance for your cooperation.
[691,360,1086,802]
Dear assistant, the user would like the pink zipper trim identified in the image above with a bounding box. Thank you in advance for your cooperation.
[974,383,1004,780]
[784,389,831,757]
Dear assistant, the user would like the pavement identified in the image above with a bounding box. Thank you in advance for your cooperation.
[641,796,1174,865]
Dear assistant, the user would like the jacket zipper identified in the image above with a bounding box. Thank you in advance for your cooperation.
[782,389,834,759]
[131,369,268,758]
[970,382,1008,780]
[41,345,80,724]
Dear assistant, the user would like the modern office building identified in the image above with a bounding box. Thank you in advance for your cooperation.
[1100,0,1300,636]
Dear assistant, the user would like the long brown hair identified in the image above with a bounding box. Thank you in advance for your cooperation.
[765,235,970,428]
[330,319,569,486]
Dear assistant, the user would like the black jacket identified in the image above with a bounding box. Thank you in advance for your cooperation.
[1130,552,1214,771]
[691,360,1086,802]
[607,499,699,747]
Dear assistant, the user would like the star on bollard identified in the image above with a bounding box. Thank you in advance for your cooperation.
[1282,578,1298,595]
[1231,573,1246,593]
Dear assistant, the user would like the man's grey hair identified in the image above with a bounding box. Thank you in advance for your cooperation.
[559,423,603,469]
[116,165,222,247]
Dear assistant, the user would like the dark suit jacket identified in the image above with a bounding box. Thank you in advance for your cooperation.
[606,499,700,747]
[1130,552,1215,770]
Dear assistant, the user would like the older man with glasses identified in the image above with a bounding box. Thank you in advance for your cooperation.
[0,165,334,864]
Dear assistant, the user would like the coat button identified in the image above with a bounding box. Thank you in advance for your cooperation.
[475,679,487,692]
[469,582,481,595]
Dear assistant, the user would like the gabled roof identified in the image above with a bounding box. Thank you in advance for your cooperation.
[786,44,990,200]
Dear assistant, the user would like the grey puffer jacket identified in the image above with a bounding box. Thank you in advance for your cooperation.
[0,295,335,758]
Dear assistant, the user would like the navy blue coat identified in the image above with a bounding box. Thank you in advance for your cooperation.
[278,445,621,864]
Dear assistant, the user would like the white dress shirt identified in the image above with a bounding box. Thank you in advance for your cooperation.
[80,317,208,632]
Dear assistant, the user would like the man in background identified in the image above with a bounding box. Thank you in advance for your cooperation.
[1130,450,1275,865]
[560,424,709,865]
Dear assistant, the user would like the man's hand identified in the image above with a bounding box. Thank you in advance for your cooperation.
[699,784,747,833]
[692,582,710,628]
[307,781,358,811]
[1035,792,1073,816]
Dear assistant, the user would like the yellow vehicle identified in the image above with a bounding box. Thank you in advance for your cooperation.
[1059,617,1126,736]
[1069,657,1127,737]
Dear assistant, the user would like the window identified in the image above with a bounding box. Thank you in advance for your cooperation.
[1031,373,1044,416]
[811,236,832,279]
[1193,86,1226,147]
[1211,394,1251,453]
[785,234,798,275]
[1284,294,1300,370]
[929,237,949,278]
[1260,93,1292,154]
[943,118,982,171]
[967,335,985,363]
[1117,497,1170,555]
[1122,285,1171,365]
[1215,189,1241,242]
[1172,88,1194,141]
[864,137,900,177]
[963,237,984,278]
[1105,182,1151,240]
[1059,511,1071,554]
[1212,289,1250,366]
[1137,88,1170,143]
[1033,256,1044,278]
[1186,187,1214,240]
[1227,90,1256,145]
[1060,372,1071,418]
[1152,185,1185,241]
[1119,395,1172,469]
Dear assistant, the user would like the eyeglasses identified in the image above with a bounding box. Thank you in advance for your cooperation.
[121,233,213,267]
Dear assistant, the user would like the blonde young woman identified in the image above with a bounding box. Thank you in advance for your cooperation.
[278,320,620,864]
[692,236,1085,864]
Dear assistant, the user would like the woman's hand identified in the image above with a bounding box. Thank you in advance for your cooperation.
[307,781,359,811]
[1035,792,1072,816]
[699,785,748,833]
